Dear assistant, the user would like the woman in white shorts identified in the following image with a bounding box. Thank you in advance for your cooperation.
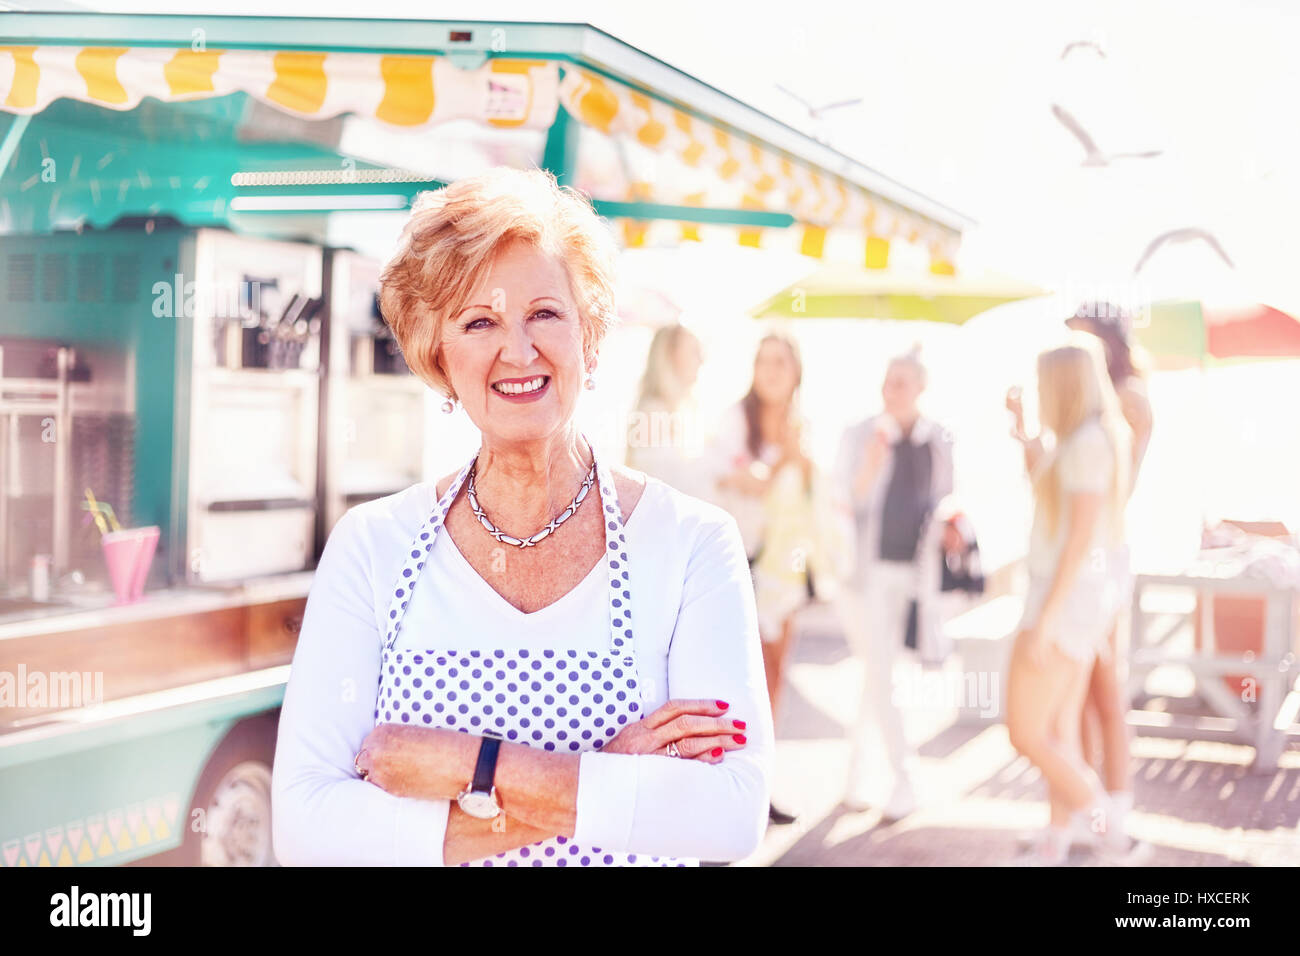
[1010,304,1153,857]
[1004,337,1136,865]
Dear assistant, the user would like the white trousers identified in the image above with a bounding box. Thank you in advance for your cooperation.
[835,560,920,800]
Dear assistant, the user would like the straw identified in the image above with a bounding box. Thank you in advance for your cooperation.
[82,489,122,534]
[99,502,123,533]
[82,488,109,536]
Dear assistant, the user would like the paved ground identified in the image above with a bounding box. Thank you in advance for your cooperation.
[736,603,1300,867]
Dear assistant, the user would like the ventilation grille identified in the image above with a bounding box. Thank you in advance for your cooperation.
[111,253,141,303]
[76,252,105,303]
[7,253,35,302]
[41,252,69,302]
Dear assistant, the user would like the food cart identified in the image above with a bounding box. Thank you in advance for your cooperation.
[0,12,968,866]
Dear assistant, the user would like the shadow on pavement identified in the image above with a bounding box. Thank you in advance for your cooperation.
[768,804,1254,867]
[775,678,852,741]
[790,625,856,667]
[967,754,1300,831]
[916,722,989,760]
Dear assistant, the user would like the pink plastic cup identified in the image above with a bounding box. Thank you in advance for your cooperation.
[102,526,160,605]
[128,526,160,600]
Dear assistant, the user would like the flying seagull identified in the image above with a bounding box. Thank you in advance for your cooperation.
[1051,103,1163,166]
[775,84,865,145]
[775,84,864,121]
[1060,40,1107,60]
[1133,228,1235,275]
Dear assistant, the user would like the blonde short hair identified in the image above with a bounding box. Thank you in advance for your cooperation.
[378,167,619,397]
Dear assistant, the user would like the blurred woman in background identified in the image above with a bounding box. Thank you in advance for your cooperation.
[1007,302,1152,851]
[1004,337,1144,865]
[625,323,705,496]
[1065,302,1153,845]
[707,330,817,825]
[1065,304,1153,472]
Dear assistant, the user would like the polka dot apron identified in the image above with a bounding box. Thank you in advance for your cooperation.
[375,446,688,867]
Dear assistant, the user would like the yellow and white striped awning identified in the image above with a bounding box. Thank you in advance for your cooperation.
[0,46,559,130]
[0,45,959,270]
[558,66,961,272]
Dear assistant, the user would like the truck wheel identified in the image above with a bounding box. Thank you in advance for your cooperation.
[181,715,279,866]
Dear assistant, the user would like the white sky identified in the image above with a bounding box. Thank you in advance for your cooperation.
[62,0,1300,306]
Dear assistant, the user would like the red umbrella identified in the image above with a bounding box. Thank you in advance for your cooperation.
[1140,300,1300,366]
[1204,303,1300,359]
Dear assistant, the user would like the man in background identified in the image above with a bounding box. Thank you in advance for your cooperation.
[832,346,954,819]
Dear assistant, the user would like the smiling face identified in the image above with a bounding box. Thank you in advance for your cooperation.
[438,240,590,445]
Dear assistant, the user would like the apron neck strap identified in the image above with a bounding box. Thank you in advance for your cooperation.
[591,441,635,662]
[384,436,634,660]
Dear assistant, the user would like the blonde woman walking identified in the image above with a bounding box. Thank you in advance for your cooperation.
[1004,337,1145,865]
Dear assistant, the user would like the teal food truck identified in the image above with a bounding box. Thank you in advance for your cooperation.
[0,12,967,866]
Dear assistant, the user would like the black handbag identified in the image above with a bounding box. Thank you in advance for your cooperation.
[904,516,984,651]
[940,515,985,594]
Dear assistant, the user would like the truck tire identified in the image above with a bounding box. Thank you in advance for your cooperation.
[178,713,280,867]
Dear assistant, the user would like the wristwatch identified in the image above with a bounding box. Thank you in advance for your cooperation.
[456,735,503,820]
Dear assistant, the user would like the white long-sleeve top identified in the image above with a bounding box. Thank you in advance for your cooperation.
[272,473,773,866]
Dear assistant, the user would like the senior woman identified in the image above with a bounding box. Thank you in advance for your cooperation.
[271,166,772,867]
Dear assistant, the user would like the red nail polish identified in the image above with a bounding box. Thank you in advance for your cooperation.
[732,719,746,729]
[711,747,723,757]
[716,700,729,709]
[733,734,747,744]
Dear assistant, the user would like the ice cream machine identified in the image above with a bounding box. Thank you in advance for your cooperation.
[0,223,324,593]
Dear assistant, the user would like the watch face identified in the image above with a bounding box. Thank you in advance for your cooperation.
[457,789,500,820]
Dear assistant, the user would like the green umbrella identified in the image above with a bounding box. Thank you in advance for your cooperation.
[751,260,1047,324]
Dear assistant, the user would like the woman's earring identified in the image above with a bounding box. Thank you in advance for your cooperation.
[584,372,596,391]
[441,396,456,414]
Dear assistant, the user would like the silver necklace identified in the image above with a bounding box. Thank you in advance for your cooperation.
[466,454,597,549]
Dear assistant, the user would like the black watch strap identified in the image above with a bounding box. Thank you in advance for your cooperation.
[471,736,501,794]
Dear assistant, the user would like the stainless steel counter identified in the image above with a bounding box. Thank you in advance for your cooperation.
[0,571,316,641]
